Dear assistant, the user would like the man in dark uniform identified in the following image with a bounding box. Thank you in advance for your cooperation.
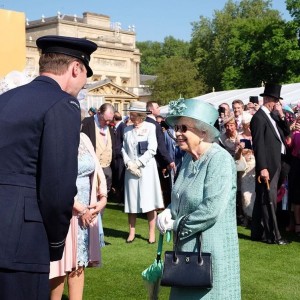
[0,35,97,299]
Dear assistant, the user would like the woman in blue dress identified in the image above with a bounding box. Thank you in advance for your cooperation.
[157,99,241,299]
[50,132,107,300]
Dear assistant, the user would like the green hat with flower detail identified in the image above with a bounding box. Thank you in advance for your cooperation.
[165,98,220,138]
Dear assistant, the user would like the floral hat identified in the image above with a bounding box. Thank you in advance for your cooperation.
[0,70,32,95]
[166,98,220,138]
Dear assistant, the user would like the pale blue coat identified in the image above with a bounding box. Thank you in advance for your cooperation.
[122,121,164,213]
[169,143,241,300]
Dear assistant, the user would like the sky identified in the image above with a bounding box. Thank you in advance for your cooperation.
[1,0,291,42]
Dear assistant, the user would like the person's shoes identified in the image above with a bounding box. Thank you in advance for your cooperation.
[126,237,135,243]
[267,239,291,245]
[275,239,291,245]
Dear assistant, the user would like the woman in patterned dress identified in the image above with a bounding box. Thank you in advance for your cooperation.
[50,132,107,300]
[157,99,241,300]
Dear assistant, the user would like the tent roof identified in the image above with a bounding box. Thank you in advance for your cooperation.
[193,82,300,108]
[159,83,300,116]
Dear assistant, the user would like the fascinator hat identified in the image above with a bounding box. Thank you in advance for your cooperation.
[166,98,220,138]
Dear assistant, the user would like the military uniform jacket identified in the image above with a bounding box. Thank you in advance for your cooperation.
[0,76,80,273]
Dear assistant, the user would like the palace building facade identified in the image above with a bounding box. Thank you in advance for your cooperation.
[25,11,150,113]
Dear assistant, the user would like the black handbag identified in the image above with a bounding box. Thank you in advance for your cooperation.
[160,222,213,289]
[138,141,148,154]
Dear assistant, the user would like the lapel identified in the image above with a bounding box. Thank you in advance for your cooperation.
[258,108,281,143]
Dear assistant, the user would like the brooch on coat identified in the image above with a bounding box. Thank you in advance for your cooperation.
[137,128,149,136]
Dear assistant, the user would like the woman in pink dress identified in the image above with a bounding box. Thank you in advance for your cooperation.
[50,132,107,300]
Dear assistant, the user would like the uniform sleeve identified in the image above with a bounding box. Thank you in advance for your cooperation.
[174,151,236,240]
[37,97,80,261]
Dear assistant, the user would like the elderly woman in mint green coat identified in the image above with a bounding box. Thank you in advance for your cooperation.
[157,99,241,300]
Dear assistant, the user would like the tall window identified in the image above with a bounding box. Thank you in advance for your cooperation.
[114,103,119,112]
[123,103,128,113]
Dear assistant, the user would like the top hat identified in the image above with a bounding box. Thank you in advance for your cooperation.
[260,83,283,100]
[123,101,150,113]
[166,98,219,138]
[36,35,98,77]
[249,96,259,104]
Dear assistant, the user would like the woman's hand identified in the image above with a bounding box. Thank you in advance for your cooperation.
[156,209,174,234]
[79,208,94,228]
[88,196,107,220]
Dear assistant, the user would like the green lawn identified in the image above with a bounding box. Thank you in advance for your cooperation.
[63,202,300,299]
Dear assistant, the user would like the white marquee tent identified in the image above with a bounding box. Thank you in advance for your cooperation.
[160,82,300,115]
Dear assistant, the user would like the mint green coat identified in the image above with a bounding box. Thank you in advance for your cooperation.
[169,143,241,300]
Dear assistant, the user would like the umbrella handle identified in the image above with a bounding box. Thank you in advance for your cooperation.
[257,175,270,190]
[157,234,164,256]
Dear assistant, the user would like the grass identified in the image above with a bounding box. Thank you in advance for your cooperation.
[63,202,300,300]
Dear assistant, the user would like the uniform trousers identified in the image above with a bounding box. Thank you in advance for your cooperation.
[0,269,49,300]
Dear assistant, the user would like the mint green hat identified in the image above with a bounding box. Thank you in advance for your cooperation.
[165,98,220,138]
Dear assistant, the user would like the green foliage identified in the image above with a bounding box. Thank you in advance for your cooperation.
[286,0,300,23]
[137,0,300,99]
[63,202,300,299]
[137,37,190,75]
[189,0,300,91]
[136,41,163,75]
[148,56,207,105]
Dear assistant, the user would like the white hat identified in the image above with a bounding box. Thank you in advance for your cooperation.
[123,101,150,113]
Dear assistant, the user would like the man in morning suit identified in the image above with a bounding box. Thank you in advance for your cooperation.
[0,35,97,299]
[250,83,290,245]
[146,101,175,207]
[81,103,115,193]
[111,111,126,204]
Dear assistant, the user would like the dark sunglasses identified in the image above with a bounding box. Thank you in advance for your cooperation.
[174,124,194,133]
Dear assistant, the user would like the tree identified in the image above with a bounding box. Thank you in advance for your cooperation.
[190,0,300,91]
[137,37,190,75]
[136,41,163,75]
[148,56,207,105]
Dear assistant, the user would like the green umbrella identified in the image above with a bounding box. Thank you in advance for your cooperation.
[142,232,170,300]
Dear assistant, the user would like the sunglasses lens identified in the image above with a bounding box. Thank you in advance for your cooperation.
[174,125,187,133]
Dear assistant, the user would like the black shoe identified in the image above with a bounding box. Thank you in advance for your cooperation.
[275,239,291,245]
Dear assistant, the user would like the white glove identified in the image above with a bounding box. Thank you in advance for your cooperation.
[126,161,141,177]
[134,160,143,168]
[156,208,174,234]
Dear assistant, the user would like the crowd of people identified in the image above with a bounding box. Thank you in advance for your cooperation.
[218,84,300,245]
[1,33,299,300]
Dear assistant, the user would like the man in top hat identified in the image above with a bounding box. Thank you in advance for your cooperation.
[0,35,97,299]
[250,83,291,245]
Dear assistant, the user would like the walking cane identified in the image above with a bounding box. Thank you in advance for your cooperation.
[258,176,281,242]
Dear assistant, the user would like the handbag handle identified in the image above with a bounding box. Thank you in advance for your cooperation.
[173,217,203,265]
